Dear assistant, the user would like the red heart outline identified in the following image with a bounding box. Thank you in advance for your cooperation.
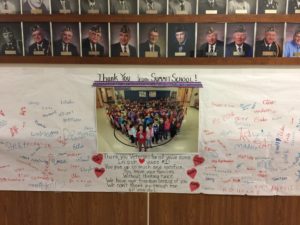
[94,167,105,178]
[187,168,197,179]
[92,154,103,165]
[190,181,200,192]
[193,155,205,166]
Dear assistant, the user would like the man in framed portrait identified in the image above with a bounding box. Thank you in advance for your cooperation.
[284,29,300,57]
[228,0,250,14]
[169,25,193,57]
[110,0,133,14]
[52,0,72,13]
[140,27,161,57]
[28,24,50,56]
[82,25,104,57]
[259,0,278,13]
[226,25,253,57]
[81,0,102,14]
[53,26,78,56]
[197,27,224,57]
[0,0,17,14]
[288,0,300,13]
[111,25,137,57]
[23,0,48,14]
[169,0,192,15]
[139,0,163,14]
[255,26,281,57]
[199,0,224,14]
[0,26,22,55]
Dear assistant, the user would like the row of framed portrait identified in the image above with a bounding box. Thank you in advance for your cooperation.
[2,0,300,15]
[1,22,300,58]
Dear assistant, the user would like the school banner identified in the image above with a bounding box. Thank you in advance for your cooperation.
[0,65,300,195]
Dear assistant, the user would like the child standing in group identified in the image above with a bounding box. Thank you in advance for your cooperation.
[146,124,154,148]
[136,125,147,152]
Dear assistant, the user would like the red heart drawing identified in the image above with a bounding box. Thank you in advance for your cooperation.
[92,154,103,165]
[138,157,145,164]
[94,168,105,178]
[187,168,197,179]
[190,181,200,192]
[193,155,205,166]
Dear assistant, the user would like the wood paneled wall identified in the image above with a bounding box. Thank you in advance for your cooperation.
[1,192,300,225]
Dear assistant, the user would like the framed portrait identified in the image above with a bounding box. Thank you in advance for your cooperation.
[0,0,20,14]
[139,23,166,58]
[22,0,50,14]
[168,0,197,15]
[258,0,287,14]
[110,0,137,15]
[0,22,23,56]
[52,22,80,56]
[225,23,255,57]
[81,23,109,57]
[168,23,195,57]
[23,22,51,56]
[197,23,225,57]
[284,23,300,57]
[255,23,284,57]
[110,23,137,57]
[198,0,226,14]
[227,0,257,14]
[51,0,79,14]
[80,0,108,14]
[139,0,167,14]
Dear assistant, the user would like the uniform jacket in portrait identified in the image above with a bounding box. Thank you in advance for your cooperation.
[139,0,163,14]
[288,0,300,13]
[258,0,278,13]
[22,1,48,13]
[169,39,194,57]
[0,0,17,14]
[51,0,72,13]
[197,40,224,57]
[110,0,134,14]
[81,0,103,13]
[82,37,105,56]
[225,42,253,57]
[139,40,161,57]
[0,39,22,55]
[255,39,282,57]
[198,0,225,14]
[228,0,250,14]
[28,38,51,55]
[169,0,192,14]
[53,40,78,56]
[111,42,137,57]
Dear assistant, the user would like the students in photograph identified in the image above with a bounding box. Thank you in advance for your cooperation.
[111,25,137,57]
[136,125,147,152]
[255,26,281,57]
[146,124,153,148]
[140,27,161,57]
[23,0,48,14]
[228,0,250,14]
[0,0,17,14]
[82,25,104,57]
[28,24,51,56]
[53,26,79,56]
[226,25,253,57]
[139,0,163,14]
[169,25,194,57]
[197,26,224,57]
[169,0,192,14]
[110,0,134,14]
[284,29,300,57]
[0,26,21,55]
